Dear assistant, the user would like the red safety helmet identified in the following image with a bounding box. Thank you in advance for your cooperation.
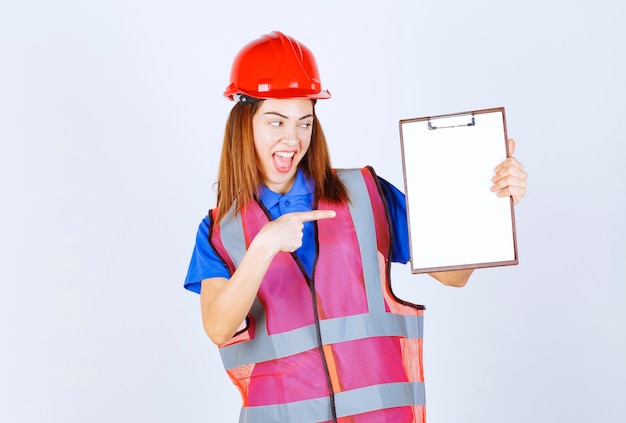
[224,31,331,101]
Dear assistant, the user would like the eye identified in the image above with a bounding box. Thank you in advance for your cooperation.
[299,121,313,129]
[269,121,282,127]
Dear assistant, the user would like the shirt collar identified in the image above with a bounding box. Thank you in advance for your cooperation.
[258,169,314,209]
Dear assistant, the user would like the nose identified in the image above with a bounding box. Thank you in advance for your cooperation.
[281,124,299,145]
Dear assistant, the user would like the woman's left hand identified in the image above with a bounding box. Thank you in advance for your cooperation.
[491,139,528,205]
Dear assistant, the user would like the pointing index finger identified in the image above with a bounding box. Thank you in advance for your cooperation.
[297,210,337,222]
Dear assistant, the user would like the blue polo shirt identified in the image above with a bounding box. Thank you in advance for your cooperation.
[184,170,410,294]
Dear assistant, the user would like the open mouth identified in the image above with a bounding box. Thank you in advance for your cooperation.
[273,151,296,172]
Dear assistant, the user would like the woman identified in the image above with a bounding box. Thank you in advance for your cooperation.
[184,31,527,423]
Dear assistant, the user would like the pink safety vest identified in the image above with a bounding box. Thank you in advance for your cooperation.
[209,167,426,423]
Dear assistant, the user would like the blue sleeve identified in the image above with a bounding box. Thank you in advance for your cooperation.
[183,215,231,294]
[377,176,411,264]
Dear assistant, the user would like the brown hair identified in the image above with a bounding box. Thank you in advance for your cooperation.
[215,101,349,223]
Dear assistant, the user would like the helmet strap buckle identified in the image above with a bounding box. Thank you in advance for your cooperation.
[234,94,262,104]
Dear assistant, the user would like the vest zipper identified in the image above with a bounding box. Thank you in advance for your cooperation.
[294,248,339,423]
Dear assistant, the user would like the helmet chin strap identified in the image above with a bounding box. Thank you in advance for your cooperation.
[233,94,262,104]
[234,94,318,106]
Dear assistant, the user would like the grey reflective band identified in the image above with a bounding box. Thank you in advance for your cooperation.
[219,205,246,268]
[239,381,425,422]
[335,382,425,418]
[239,396,332,423]
[336,169,387,314]
[221,312,423,370]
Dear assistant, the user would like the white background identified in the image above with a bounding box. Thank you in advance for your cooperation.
[1,1,624,422]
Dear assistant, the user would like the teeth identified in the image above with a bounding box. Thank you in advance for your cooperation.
[275,151,295,158]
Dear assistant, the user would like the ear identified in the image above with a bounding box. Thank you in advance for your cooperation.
[508,138,516,157]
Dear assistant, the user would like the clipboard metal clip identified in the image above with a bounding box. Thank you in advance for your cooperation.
[428,113,475,130]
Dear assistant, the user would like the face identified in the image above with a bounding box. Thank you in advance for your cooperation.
[252,98,314,194]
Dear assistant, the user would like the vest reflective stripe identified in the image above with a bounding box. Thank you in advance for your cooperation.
[218,204,246,268]
[240,381,426,423]
[337,169,386,314]
[221,312,424,369]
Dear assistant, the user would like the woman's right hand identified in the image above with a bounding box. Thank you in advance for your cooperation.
[201,209,336,344]
[254,209,336,254]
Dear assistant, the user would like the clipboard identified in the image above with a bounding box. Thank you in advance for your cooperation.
[399,107,518,274]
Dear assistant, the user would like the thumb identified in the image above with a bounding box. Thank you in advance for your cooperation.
[507,138,516,157]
